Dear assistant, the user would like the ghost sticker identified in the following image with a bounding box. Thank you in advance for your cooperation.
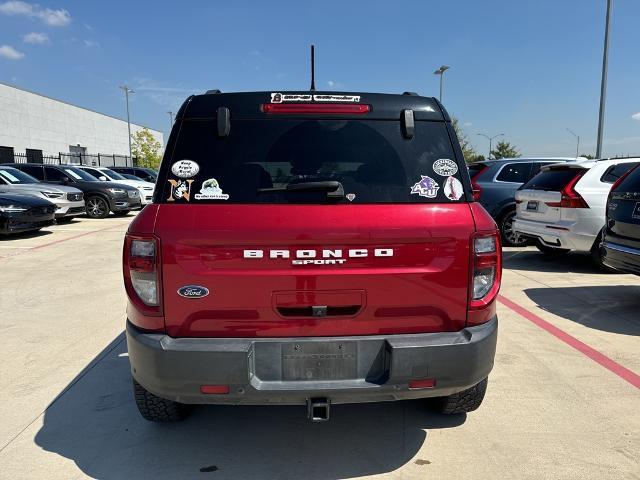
[166,179,194,202]
[194,178,229,200]
[410,175,440,198]
[443,176,464,201]
[433,159,458,177]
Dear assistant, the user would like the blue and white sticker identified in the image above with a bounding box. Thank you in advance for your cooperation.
[443,176,463,201]
[433,158,458,177]
[171,159,199,178]
[194,178,229,200]
[410,175,440,198]
[270,93,361,103]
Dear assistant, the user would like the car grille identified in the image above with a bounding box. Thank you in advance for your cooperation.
[67,193,84,201]
[128,190,139,198]
[33,206,56,214]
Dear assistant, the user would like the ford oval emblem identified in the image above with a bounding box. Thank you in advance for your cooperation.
[177,285,210,299]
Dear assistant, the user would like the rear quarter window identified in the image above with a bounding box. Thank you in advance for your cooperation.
[495,163,531,183]
[160,119,467,204]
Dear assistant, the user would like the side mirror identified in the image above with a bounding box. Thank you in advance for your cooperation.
[99,176,108,181]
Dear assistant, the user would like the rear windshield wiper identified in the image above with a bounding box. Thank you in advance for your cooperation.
[258,181,345,200]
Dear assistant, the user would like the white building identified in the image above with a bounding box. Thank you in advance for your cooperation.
[0,82,164,163]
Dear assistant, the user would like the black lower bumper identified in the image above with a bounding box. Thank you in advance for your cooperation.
[127,316,498,405]
[0,215,54,235]
[602,242,640,275]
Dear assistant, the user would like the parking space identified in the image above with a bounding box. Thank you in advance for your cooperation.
[0,218,638,480]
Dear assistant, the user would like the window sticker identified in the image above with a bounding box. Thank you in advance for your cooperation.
[443,176,463,201]
[270,93,361,103]
[433,158,458,177]
[166,179,194,201]
[410,176,439,198]
[64,169,83,180]
[271,93,312,103]
[171,159,199,178]
[194,178,229,200]
[346,193,356,202]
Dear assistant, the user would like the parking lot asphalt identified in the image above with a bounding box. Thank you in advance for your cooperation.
[0,215,638,480]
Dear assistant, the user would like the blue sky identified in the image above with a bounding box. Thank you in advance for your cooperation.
[1,0,639,157]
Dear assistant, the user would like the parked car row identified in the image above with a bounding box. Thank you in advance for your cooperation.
[0,163,158,235]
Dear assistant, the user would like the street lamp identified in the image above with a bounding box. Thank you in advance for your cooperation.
[596,0,613,159]
[566,128,580,158]
[477,133,504,159]
[433,65,450,103]
[167,111,174,131]
[119,85,134,163]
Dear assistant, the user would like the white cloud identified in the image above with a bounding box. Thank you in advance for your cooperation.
[326,80,344,88]
[22,31,49,44]
[0,44,25,59]
[464,122,473,127]
[133,77,204,109]
[0,1,71,26]
[632,112,640,121]
[83,39,99,48]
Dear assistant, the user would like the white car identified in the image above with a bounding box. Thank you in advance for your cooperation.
[77,166,155,204]
[513,157,640,267]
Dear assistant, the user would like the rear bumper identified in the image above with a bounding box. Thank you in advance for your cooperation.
[602,241,640,275]
[513,218,595,251]
[127,316,498,405]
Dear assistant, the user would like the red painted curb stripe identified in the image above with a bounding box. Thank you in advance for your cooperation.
[498,294,640,389]
[0,224,125,260]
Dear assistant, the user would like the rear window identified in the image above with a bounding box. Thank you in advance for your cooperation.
[521,168,585,191]
[615,165,640,192]
[600,162,640,184]
[161,119,466,204]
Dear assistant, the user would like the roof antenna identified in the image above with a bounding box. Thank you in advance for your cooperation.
[310,44,316,91]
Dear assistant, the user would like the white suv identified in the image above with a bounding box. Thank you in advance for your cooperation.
[513,158,640,267]
[77,166,155,204]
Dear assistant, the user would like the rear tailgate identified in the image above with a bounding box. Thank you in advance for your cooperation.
[156,203,474,338]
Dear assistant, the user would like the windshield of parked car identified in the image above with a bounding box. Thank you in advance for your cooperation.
[62,166,101,181]
[0,167,40,184]
[161,119,466,204]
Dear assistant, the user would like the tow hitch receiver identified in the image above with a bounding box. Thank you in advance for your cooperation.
[307,397,331,422]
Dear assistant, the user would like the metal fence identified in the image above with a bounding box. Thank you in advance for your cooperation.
[10,152,137,167]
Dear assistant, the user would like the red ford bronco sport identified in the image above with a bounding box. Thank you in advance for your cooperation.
[124,90,501,422]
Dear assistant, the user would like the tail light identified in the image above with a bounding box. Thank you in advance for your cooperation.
[123,234,163,319]
[261,103,370,114]
[545,170,589,208]
[469,231,502,312]
[470,165,489,201]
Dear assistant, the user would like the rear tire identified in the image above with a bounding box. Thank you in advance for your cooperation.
[432,378,488,414]
[535,241,570,256]
[113,210,131,217]
[133,379,190,422]
[591,230,618,273]
[499,209,528,247]
[85,196,110,219]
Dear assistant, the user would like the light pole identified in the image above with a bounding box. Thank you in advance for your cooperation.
[567,128,580,158]
[433,65,450,103]
[167,111,174,131]
[596,0,613,159]
[477,133,504,159]
[119,85,134,163]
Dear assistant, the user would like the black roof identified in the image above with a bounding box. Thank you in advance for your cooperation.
[178,91,449,122]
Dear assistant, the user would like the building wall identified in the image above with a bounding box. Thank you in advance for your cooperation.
[0,82,164,156]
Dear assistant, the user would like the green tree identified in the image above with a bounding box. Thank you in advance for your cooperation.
[451,117,478,163]
[131,128,163,169]
[490,140,521,159]
[579,153,595,159]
